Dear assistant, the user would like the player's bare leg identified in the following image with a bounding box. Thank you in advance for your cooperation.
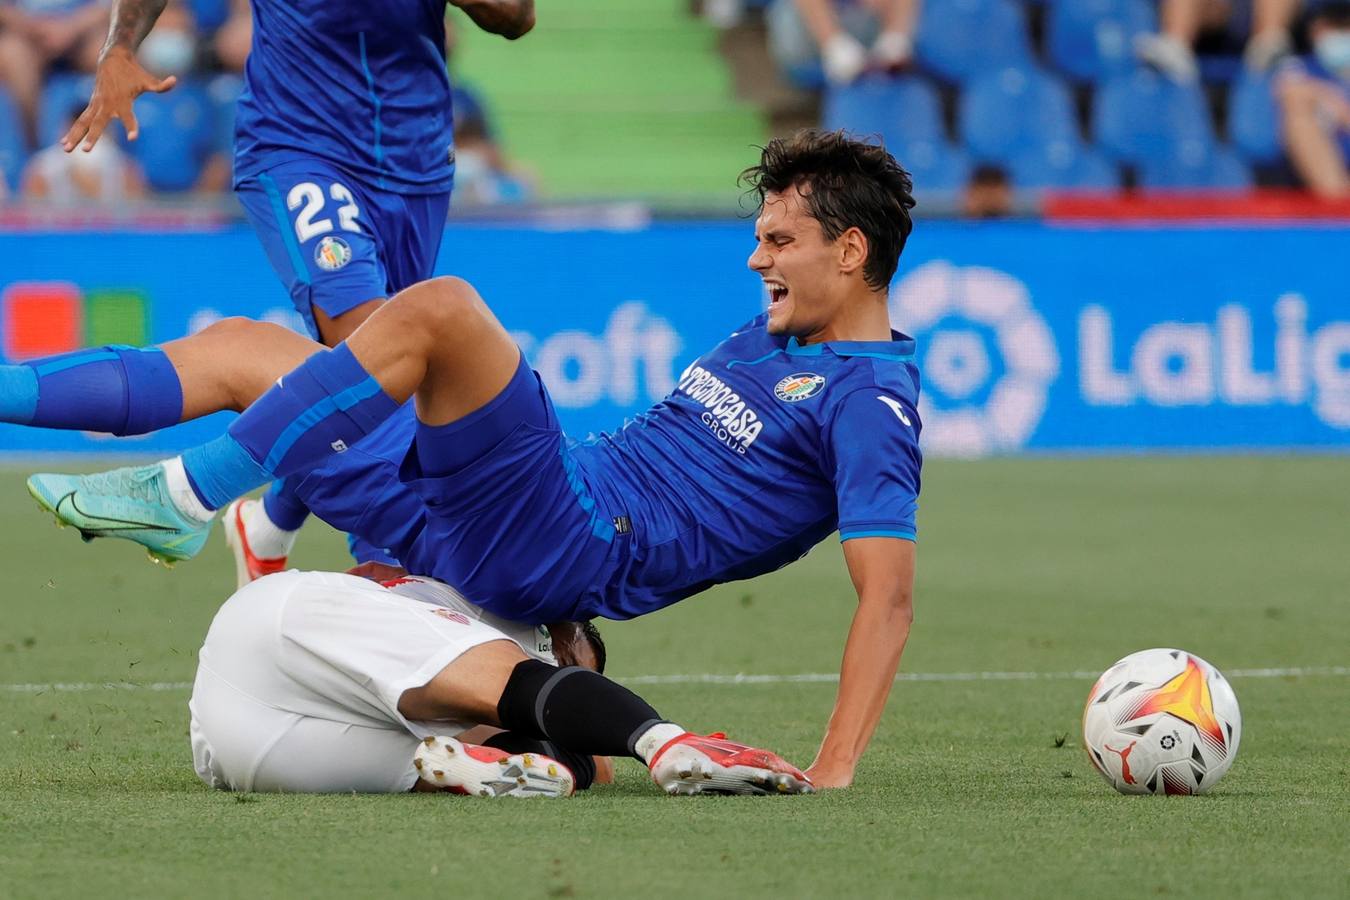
[0,315,320,431]
[16,318,320,563]
[398,638,814,797]
[160,317,324,417]
[340,276,523,427]
[231,297,386,585]
[314,298,385,344]
[26,277,544,565]
[16,278,515,564]
[225,289,505,585]
[220,276,520,573]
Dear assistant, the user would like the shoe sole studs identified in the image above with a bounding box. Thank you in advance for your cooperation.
[415,737,572,799]
[30,484,193,567]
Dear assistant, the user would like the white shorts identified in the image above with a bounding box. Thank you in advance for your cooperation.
[189,570,554,794]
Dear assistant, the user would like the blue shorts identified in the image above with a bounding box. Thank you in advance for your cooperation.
[291,404,430,563]
[392,355,622,624]
[236,158,450,338]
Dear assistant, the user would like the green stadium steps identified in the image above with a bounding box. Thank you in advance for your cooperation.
[451,0,766,203]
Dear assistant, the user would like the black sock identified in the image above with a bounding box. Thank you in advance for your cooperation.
[496,659,668,759]
[482,730,597,791]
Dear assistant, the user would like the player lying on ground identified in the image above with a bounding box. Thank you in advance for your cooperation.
[3,131,922,789]
[193,568,810,796]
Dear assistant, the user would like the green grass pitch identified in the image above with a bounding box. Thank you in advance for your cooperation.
[1,458,1347,899]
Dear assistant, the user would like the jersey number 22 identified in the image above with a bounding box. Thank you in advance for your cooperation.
[287,182,361,243]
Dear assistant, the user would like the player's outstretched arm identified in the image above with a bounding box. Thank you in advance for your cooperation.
[807,537,915,789]
[450,0,536,39]
[63,0,178,152]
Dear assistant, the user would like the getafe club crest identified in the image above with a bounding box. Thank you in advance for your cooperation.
[315,235,352,271]
[774,373,826,402]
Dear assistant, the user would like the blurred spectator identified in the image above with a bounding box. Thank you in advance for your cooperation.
[0,0,110,146]
[211,0,249,72]
[138,0,197,78]
[768,0,922,86]
[450,86,533,206]
[702,0,746,29]
[127,1,230,194]
[1276,0,1350,195]
[962,164,1013,218]
[21,102,146,203]
[1136,0,1301,83]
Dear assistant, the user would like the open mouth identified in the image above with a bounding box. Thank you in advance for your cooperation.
[767,283,788,306]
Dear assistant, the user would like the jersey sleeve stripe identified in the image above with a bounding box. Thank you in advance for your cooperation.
[838,529,917,542]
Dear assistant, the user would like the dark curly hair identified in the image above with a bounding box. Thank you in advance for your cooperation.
[580,620,606,674]
[740,129,916,291]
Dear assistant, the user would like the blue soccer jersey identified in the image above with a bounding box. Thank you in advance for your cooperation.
[233,0,454,194]
[573,313,923,619]
[280,315,921,623]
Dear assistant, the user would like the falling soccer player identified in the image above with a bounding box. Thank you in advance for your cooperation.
[4,130,923,789]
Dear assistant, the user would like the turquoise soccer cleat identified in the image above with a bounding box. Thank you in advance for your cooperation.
[27,464,211,566]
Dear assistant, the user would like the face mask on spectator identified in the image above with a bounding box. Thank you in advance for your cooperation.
[1313,30,1350,77]
[140,29,196,77]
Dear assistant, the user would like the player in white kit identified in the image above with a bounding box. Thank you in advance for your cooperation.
[190,570,814,797]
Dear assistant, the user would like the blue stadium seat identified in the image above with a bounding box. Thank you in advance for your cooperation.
[1092,69,1215,165]
[129,82,219,193]
[38,73,97,147]
[1197,55,1243,86]
[822,75,944,146]
[208,73,243,155]
[1138,145,1253,191]
[0,86,26,192]
[1229,72,1283,165]
[1047,0,1156,84]
[959,66,1078,164]
[915,0,1033,84]
[1009,138,1120,191]
[187,0,230,32]
[895,139,971,195]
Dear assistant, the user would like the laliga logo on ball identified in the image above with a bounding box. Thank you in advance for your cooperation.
[890,261,1059,457]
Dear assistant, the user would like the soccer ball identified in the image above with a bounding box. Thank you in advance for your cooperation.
[1082,648,1241,795]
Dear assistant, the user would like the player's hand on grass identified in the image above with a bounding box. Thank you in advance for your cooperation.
[63,46,177,153]
[803,762,853,790]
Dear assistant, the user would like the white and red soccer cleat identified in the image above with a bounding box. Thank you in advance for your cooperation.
[648,732,813,796]
[414,736,575,798]
[223,498,289,588]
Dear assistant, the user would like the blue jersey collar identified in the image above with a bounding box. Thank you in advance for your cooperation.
[785,332,916,362]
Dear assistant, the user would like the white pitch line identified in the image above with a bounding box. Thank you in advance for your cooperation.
[622,666,1350,685]
[2,681,193,694]
[3,666,1346,695]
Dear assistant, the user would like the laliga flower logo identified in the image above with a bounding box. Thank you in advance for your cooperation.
[890,261,1059,457]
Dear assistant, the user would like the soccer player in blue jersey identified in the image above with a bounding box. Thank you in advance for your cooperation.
[8,131,922,788]
[59,0,535,582]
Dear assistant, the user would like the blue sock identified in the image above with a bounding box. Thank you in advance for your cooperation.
[0,365,38,424]
[0,346,183,434]
[181,434,271,511]
[262,477,311,531]
[181,343,399,509]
